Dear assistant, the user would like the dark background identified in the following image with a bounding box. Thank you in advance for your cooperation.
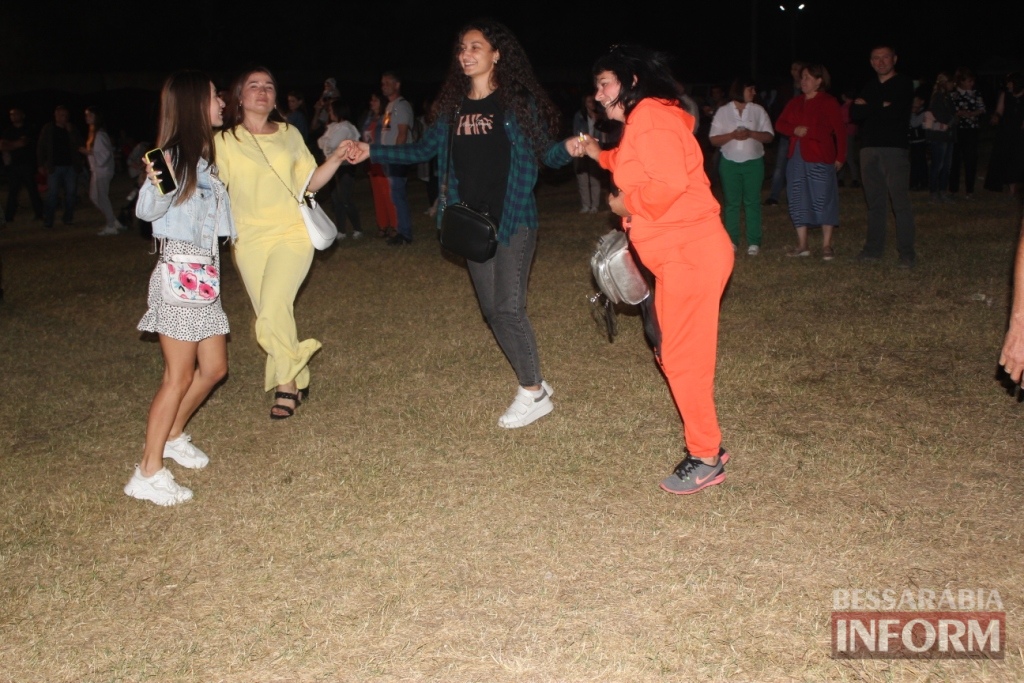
[1,0,1021,140]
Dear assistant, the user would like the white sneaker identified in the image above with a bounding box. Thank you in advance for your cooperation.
[124,466,193,506]
[352,231,364,239]
[337,232,348,240]
[97,224,120,236]
[747,245,760,256]
[498,385,554,428]
[163,433,209,469]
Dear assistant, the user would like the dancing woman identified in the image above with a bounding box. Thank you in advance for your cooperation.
[346,19,578,428]
[579,45,734,494]
[215,67,350,419]
[125,71,236,506]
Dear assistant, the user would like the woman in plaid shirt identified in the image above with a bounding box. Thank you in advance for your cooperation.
[345,19,579,429]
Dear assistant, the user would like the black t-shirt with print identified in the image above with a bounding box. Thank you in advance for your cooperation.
[452,92,510,221]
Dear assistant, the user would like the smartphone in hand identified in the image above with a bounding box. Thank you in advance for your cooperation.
[144,148,177,195]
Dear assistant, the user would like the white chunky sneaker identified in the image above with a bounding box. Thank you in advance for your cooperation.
[163,433,209,469]
[498,385,554,428]
[124,466,193,506]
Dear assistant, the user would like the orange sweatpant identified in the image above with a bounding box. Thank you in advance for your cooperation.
[631,226,734,458]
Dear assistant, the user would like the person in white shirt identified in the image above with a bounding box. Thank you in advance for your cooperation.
[317,100,363,238]
[709,78,774,255]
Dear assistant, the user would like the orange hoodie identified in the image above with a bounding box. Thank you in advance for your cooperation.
[598,98,722,246]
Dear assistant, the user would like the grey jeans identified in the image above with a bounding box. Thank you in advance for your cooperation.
[860,147,915,260]
[466,226,543,387]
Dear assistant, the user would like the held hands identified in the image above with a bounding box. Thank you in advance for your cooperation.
[570,133,602,161]
[329,140,353,163]
[733,127,752,141]
[338,140,370,165]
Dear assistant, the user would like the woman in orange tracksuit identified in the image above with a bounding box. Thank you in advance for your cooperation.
[580,45,734,495]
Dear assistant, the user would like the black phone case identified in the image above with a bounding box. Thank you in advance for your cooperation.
[145,149,177,195]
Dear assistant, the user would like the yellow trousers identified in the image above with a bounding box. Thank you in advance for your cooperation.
[232,222,320,392]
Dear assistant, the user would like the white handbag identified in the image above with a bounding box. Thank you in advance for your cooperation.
[298,174,338,250]
[248,130,337,250]
[160,254,219,307]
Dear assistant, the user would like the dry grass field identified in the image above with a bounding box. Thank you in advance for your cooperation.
[2,166,1023,682]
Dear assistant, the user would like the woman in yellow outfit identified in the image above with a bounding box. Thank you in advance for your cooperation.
[216,67,350,419]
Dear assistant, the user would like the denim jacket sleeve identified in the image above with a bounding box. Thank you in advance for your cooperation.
[136,161,236,250]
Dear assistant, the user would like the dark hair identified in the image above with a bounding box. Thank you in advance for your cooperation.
[432,18,561,159]
[870,44,897,55]
[156,70,217,203]
[85,105,105,130]
[591,44,684,118]
[287,90,306,112]
[329,99,351,121]
[728,77,757,103]
[802,63,831,92]
[954,67,976,87]
[221,66,287,138]
[382,71,402,86]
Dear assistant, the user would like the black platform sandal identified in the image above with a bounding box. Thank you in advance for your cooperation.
[270,391,301,420]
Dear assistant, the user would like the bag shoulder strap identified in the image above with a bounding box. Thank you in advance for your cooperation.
[246,128,303,204]
[440,105,461,202]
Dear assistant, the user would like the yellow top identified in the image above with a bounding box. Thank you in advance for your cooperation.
[214,124,317,228]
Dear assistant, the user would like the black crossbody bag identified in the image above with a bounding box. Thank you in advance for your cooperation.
[438,106,498,263]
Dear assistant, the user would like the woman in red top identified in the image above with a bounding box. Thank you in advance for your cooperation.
[775,63,846,260]
[580,45,734,496]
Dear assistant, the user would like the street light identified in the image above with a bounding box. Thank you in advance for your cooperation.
[779,3,806,62]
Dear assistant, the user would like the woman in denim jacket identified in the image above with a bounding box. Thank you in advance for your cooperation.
[124,71,237,507]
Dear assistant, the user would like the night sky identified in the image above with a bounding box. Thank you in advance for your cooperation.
[1,1,1019,110]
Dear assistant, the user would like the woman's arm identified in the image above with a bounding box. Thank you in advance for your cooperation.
[774,99,798,137]
[92,131,114,170]
[135,154,175,222]
[991,91,1006,125]
[619,125,694,222]
[708,107,736,147]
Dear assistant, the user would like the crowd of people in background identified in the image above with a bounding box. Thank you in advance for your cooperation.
[3,56,1022,244]
[1,36,1023,506]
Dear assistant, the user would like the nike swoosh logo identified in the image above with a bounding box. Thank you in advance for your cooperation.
[694,471,719,486]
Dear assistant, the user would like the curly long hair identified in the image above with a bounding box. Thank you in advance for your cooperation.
[591,44,684,119]
[432,19,561,160]
[155,70,217,203]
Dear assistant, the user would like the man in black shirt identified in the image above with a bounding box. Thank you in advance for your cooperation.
[36,105,82,228]
[851,45,916,267]
[1,108,44,222]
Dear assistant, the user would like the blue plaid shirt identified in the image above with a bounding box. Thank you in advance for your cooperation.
[370,109,571,245]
